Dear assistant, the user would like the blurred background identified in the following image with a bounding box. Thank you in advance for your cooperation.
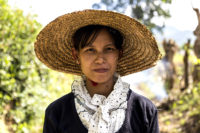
[1,0,200,132]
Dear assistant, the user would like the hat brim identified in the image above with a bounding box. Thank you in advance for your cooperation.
[34,9,161,76]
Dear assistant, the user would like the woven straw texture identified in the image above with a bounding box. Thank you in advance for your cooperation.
[34,9,162,76]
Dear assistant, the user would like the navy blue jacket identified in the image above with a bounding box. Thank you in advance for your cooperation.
[43,90,159,133]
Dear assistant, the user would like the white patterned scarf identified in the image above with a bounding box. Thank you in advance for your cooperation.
[72,74,130,133]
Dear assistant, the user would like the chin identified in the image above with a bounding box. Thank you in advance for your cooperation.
[93,75,113,84]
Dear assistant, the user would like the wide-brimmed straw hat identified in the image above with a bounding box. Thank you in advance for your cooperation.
[34,9,161,76]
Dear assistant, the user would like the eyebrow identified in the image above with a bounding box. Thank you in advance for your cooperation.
[105,43,115,46]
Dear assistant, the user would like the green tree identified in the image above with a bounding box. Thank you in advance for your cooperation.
[0,1,74,132]
[93,0,171,32]
[0,0,50,132]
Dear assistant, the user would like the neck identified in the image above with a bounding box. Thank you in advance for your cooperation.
[86,78,115,97]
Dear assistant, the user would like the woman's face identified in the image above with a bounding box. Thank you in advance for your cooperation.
[78,29,119,84]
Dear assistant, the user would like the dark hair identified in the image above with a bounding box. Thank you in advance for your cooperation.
[72,25,123,51]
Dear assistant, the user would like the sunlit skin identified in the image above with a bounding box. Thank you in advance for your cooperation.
[72,29,120,97]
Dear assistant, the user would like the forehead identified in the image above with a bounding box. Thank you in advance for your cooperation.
[85,28,115,46]
[94,29,114,41]
[73,25,123,51]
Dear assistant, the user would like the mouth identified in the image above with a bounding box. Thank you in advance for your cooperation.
[93,68,109,73]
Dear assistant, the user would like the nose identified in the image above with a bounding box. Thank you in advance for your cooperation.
[94,52,105,64]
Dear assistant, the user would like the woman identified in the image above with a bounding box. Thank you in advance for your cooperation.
[34,10,161,133]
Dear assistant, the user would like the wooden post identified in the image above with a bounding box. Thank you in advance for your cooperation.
[162,39,177,92]
[192,8,200,84]
[193,8,200,58]
[182,39,190,91]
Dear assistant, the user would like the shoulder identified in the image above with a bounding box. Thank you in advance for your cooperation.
[45,92,74,115]
[126,89,158,125]
[124,90,159,133]
[127,89,157,112]
[43,93,79,132]
[124,90,159,132]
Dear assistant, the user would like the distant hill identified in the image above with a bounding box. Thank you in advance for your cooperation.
[154,26,196,46]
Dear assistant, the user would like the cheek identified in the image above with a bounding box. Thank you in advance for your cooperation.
[108,54,119,68]
[79,52,119,69]
[79,55,93,70]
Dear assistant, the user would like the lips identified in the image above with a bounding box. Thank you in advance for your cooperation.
[93,68,108,73]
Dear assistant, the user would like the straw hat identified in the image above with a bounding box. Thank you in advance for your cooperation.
[34,9,161,76]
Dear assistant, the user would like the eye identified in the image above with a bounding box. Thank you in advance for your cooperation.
[105,47,116,52]
[85,48,95,53]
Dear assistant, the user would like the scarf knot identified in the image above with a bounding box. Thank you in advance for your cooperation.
[72,74,130,133]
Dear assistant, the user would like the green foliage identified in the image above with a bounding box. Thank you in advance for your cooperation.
[93,0,171,32]
[162,0,171,3]
[160,83,200,132]
[171,83,200,122]
[0,0,45,131]
[0,0,74,132]
[0,1,75,132]
[0,0,75,132]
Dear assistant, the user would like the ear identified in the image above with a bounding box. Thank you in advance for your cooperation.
[71,47,79,60]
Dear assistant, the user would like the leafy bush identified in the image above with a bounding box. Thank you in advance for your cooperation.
[0,0,73,132]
